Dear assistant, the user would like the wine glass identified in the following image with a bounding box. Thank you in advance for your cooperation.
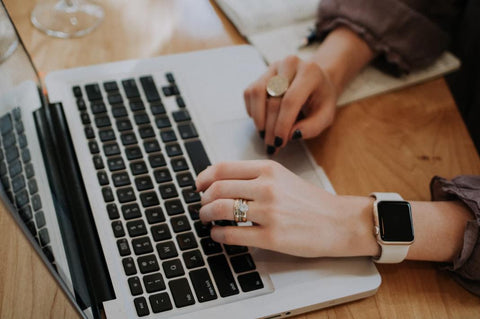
[31,0,104,38]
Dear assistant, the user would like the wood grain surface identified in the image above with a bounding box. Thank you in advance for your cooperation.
[1,0,479,318]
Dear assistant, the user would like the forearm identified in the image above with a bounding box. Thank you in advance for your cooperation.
[339,196,473,262]
[309,27,374,95]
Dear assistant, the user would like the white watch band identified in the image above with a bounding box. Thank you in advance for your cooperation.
[370,192,411,263]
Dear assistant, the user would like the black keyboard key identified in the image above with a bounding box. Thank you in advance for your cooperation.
[21,148,31,163]
[93,155,104,169]
[188,204,201,220]
[121,132,137,146]
[91,101,107,114]
[165,72,175,83]
[176,96,186,108]
[129,99,145,111]
[134,297,150,317]
[103,81,118,92]
[25,163,35,179]
[132,236,153,255]
[165,199,184,216]
[95,115,111,128]
[169,278,195,308]
[139,125,155,139]
[112,171,131,187]
[112,221,125,237]
[15,120,24,134]
[34,211,46,228]
[150,101,166,115]
[171,215,191,233]
[194,221,211,238]
[154,168,171,183]
[112,105,128,118]
[143,273,166,293]
[18,134,27,148]
[140,191,159,208]
[183,250,205,269]
[126,219,147,237]
[165,143,182,157]
[182,188,200,203]
[116,118,132,131]
[43,246,55,263]
[185,140,211,175]
[27,220,36,236]
[122,257,137,275]
[156,241,178,260]
[98,129,116,142]
[171,157,188,172]
[178,123,198,139]
[128,276,143,296]
[135,176,153,191]
[76,98,86,111]
[151,223,171,242]
[4,132,15,148]
[162,86,175,96]
[32,194,42,211]
[0,114,13,135]
[224,245,248,255]
[159,183,178,199]
[6,146,19,163]
[19,205,32,222]
[144,140,160,153]
[84,126,94,139]
[238,272,264,292]
[155,115,171,129]
[138,254,159,274]
[130,161,148,175]
[172,110,190,122]
[140,76,161,102]
[102,187,115,202]
[117,187,136,203]
[125,146,142,160]
[117,238,131,256]
[72,86,82,97]
[122,79,140,99]
[85,84,102,101]
[163,259,185,280]
[106,203,119,219]
[134,113,150,126]
[103,142,121,156]
[122,203,141,220]
[160,129,177,143]
[149,293,173,313]
[230,254,256,273]
[207,254,239,297]
[201,238,222,255]
[189,268,217,302]
[176,172,194,187]
[176,232,198,251]
[148,153,166,168]
[107,156,125,171]
[97,171,110,186]
[145,207,165,224]
[11,175,25,193]
[107,93,123,105]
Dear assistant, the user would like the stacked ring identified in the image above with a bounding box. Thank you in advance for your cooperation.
[233,199,249,223]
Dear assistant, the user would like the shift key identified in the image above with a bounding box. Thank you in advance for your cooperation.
[207,254,239,297]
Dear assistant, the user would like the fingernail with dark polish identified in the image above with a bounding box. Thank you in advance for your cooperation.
[259,130,265,140]
[266,145,276,155]
[292,129,303,140]
[274,136,283,147]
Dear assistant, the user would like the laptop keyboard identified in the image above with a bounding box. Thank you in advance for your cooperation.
[73,73,264,316]
[0,108,56,265]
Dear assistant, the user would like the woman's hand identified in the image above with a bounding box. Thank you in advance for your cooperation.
[196,160,378,258]
[244,55,338,155]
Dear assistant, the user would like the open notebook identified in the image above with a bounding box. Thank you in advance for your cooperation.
[215,0,460,106]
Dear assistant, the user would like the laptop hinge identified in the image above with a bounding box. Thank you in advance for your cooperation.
[34,102,115,315]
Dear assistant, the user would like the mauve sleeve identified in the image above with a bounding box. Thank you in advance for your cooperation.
[315,0,450,74]
[430,175,480,296]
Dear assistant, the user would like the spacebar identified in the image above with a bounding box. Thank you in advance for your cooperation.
[184,140,211,175]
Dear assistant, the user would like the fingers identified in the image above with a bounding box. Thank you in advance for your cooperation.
[290,97,336,139]
[196,161,264,191]
[200,179,259,206]
[199,199,266,224]
[210,226,268,249]
[264,97,281,154]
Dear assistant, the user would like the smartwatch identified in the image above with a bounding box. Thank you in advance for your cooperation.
[370,192,414,263]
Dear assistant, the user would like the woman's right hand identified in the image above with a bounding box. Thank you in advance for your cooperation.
[243,55,338,154]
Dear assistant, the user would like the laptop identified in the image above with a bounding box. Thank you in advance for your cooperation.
[0,2,380,318]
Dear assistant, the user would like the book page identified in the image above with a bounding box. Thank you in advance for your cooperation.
[249,20,461,106]
[214,0,319,36]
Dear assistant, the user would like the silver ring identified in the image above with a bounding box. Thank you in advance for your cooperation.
[233,199,249,223]
[266,75,289,97]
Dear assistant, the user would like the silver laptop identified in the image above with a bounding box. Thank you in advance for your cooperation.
[0,2,380,318]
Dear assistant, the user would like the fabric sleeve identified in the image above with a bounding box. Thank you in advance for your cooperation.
[430,175,480,296]
[315,0,451,75]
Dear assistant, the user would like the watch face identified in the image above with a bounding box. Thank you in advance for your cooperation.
[378,201,414,242]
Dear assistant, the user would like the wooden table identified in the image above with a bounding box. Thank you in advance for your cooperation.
[1,0,479,318]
